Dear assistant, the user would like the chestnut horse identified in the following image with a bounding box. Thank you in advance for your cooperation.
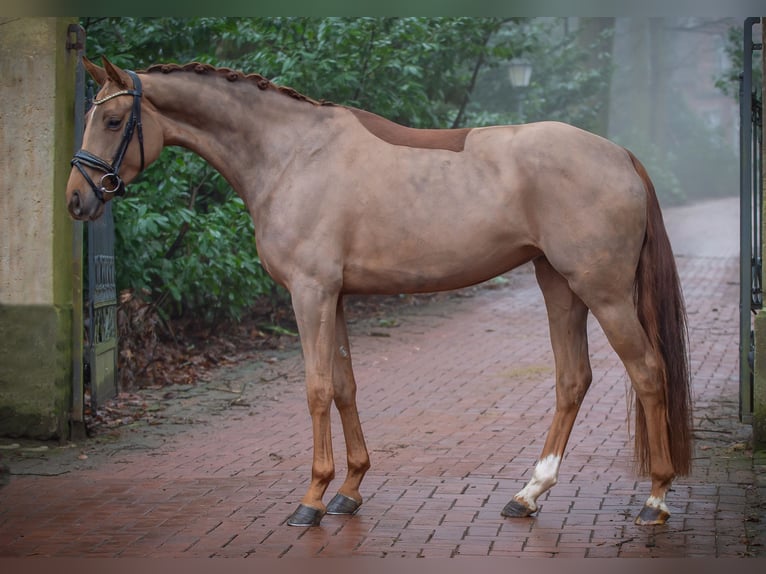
[66,57,692,527]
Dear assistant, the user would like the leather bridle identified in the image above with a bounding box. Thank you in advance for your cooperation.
[71,70,145,203]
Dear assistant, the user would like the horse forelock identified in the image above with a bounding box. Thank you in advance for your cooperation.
[143,62,335,107]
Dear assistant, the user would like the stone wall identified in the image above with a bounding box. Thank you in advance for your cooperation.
[0,17,78,438]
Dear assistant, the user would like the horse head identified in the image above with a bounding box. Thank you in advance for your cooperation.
[66,57,162,220]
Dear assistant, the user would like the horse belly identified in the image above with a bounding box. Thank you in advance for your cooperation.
[336,144,538,294]
[341,232,540,295]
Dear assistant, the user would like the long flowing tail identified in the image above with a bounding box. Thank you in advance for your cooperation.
[627,149,693,476]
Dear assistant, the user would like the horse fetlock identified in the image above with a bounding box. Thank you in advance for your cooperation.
[648,460,676,491]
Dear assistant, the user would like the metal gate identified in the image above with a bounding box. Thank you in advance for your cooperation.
[70,25,119,417]
[740,17,763,424]
[86,208,119,409]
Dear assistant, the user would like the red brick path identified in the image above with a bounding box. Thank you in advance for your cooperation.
[0,254,763,558]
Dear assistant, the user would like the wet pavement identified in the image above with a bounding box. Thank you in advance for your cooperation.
[1,196,764,558]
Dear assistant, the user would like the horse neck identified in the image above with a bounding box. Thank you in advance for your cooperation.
[145,71,332,201]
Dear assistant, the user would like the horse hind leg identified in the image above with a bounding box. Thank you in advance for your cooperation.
[585,294,676,525]
[503,257,593,518]
[325,295,371,515]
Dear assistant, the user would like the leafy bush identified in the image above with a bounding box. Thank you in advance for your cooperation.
[113,149,273,322]
[715,23,762,101]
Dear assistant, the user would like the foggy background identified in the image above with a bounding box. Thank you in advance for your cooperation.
[473,17,749,207]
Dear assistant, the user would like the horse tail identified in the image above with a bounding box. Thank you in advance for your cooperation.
[627,149,693,477]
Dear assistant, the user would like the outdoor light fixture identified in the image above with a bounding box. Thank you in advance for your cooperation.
[508,58,533,88]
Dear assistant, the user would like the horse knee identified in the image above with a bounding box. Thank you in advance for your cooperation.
[307,385,334,414]
[333,357,357,407]
[332,385,357,409]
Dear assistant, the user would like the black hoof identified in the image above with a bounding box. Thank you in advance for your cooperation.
[634,504,670,525]
[501,499,535,518]
[286,504,324,527]
[326,493,362,515]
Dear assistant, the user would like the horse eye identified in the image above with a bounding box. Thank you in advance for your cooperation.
[106,117,122,130]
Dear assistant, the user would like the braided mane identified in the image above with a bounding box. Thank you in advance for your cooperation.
[144,62,334,107]
[142,61,470,152]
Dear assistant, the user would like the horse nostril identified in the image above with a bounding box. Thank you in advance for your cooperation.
[69,190,82,216]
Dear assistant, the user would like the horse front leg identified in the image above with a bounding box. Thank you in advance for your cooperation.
[502,258,593,518]
[286,282,340,527]
[326,295,371,516]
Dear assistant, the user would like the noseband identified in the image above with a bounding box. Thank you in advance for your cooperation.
[71,70,145,203]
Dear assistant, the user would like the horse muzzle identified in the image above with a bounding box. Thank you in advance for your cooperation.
[67,187,105,221]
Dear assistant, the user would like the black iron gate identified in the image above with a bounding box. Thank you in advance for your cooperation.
[71,25,119,417]
[740,17,763,424]
[86,206,119,409]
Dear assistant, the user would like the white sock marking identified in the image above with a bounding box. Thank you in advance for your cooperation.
[513,454,561,511]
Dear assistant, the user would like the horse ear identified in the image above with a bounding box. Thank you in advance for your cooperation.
[82,56,107,86]
[101,56,132,89]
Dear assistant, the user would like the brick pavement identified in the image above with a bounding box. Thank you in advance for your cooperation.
[0,248,763,557]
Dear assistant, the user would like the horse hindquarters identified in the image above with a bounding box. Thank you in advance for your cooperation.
[504,149,691,525]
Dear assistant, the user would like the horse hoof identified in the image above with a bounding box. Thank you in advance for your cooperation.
[634,505,670,525]
[501,499,535,518]
[326,493,362,515]
[286,504,324,527]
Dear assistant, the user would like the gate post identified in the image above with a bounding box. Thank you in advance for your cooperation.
[742,17,764,445]
[756,24,766,450]
[0,18,79,439]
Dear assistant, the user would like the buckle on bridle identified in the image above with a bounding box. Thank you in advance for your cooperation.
[99,172,124,195]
